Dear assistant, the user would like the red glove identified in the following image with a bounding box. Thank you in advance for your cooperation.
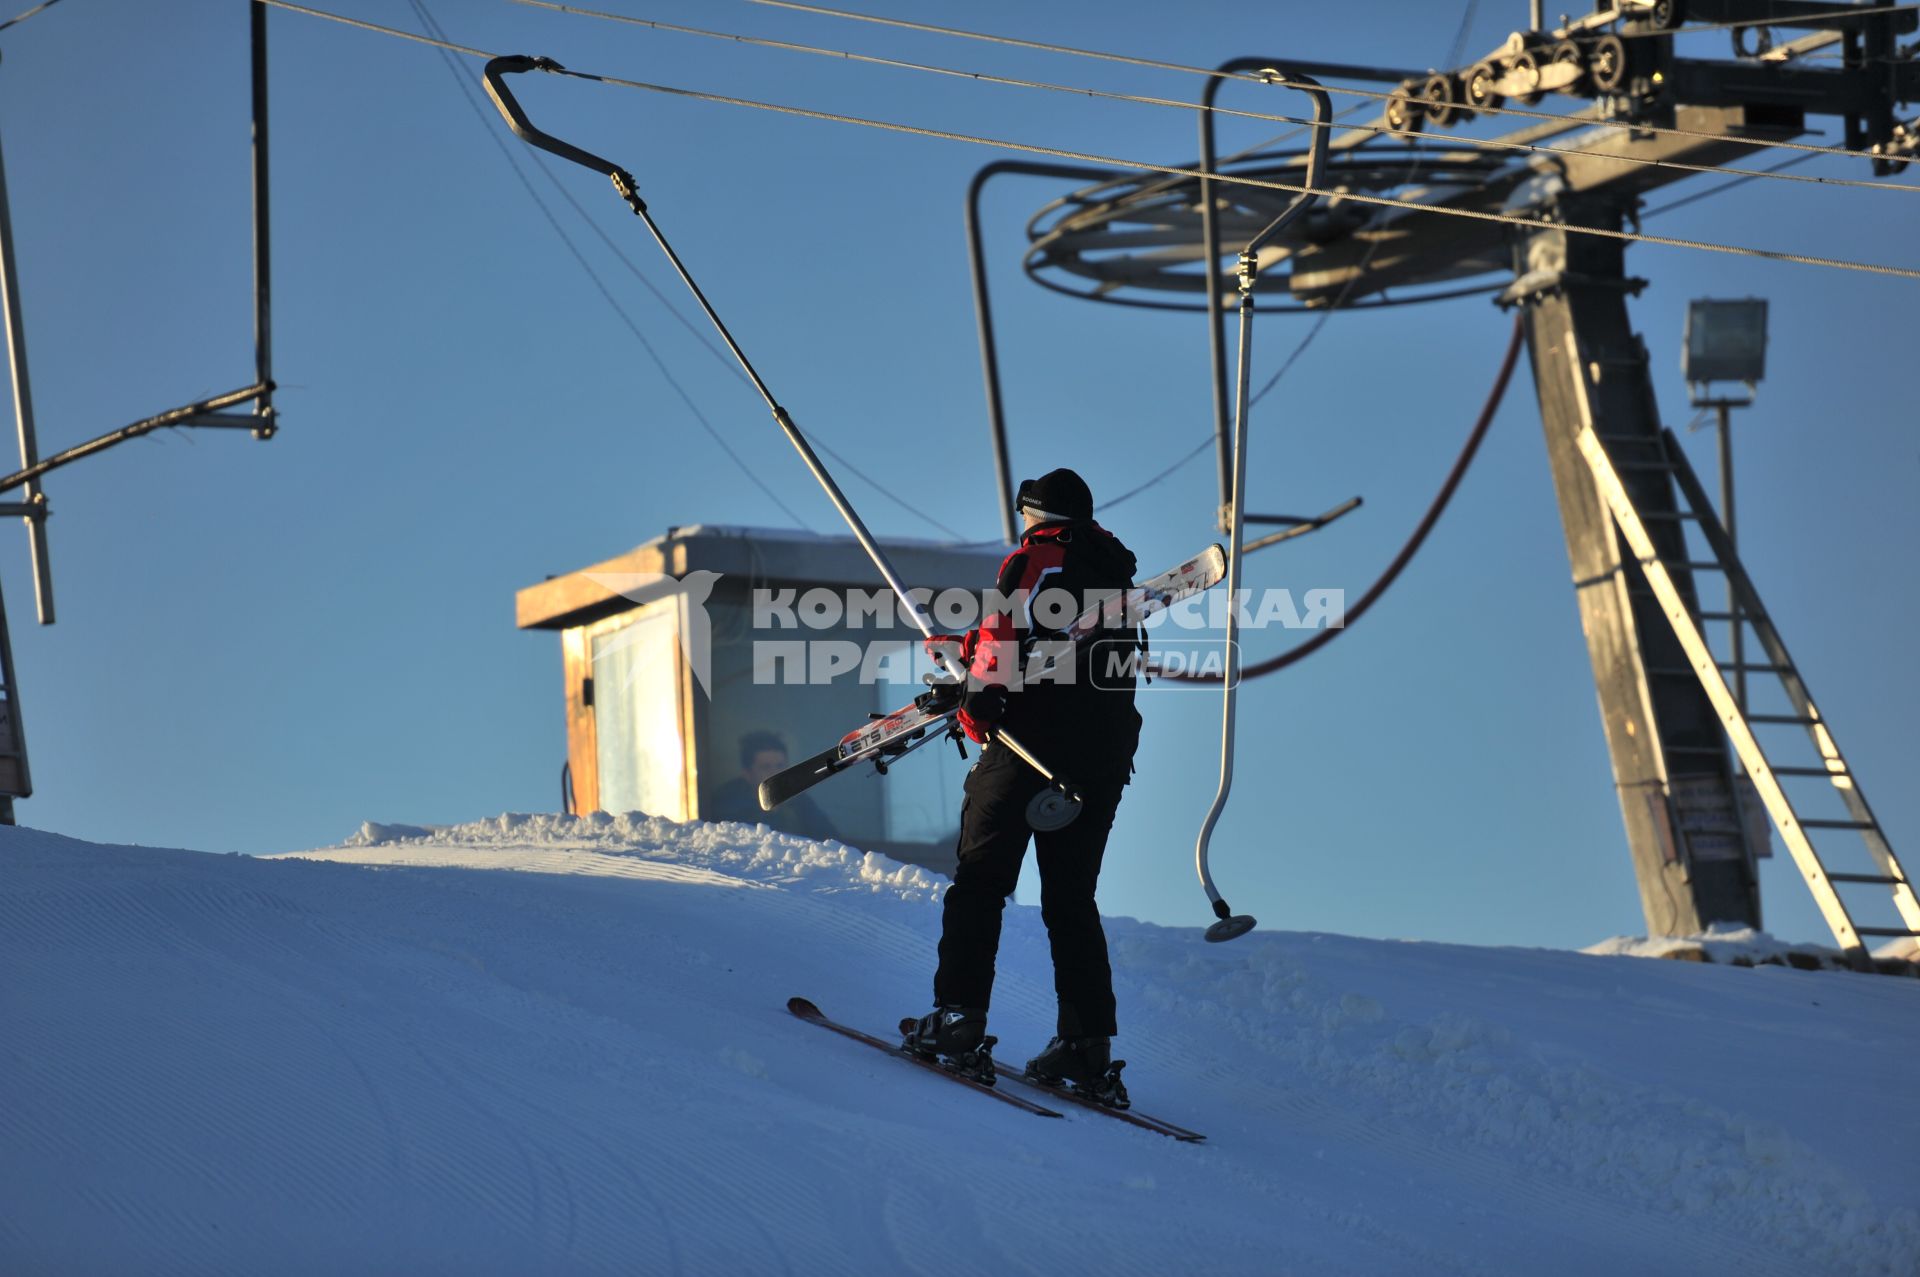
[957,683,1008,744]
[923,631,977,679]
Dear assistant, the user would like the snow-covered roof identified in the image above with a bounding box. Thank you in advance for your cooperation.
[517,524,1008,631]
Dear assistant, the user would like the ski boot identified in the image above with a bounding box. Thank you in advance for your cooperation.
[899,1005,998,1085]
[1024,1035,1130,1109]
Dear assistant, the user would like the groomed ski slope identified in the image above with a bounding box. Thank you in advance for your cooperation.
[4,814,1917,1277]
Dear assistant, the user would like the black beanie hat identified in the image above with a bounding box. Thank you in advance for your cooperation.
[1016,467,1095,521]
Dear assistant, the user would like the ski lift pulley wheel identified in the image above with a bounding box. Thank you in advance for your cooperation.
[1465,61,1503,111]
[1422,73,1463,127]
[1589,34,1630,92]
[1551,39,1587,93]
[1385,85,1422,135]
[1026,785,1082,832]
[1510,49,1545,103]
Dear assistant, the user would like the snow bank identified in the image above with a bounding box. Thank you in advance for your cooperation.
[335,809,947,904]
[1585,922,1845,969]
[4,815,1917,1276]
[1586,921,1920,974]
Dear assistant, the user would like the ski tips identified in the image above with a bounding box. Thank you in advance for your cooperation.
[787,996,824,1018]
[1204,914,1257,943]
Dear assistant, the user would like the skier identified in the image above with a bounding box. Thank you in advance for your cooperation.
[901,468,1141,1101]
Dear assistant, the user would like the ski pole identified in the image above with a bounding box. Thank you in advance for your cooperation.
[481,56,1084,831]
[1192,68,1332,944]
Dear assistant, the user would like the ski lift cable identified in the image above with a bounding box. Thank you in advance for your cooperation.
[539,70,1920,279]
[254,3,1920,282]
[519,149,969,541]
[495,11,1344,540]
[1618,3,1920,37]
[512,143,967,541]
[508,1,1919,198]
[413,0,968,541]
[0,0,67,35]
[1101,436,1216,513]
[403,0,816,531]
[1642,149,1824,214]
[734,0,1913,165]
[1101,99,1380,224]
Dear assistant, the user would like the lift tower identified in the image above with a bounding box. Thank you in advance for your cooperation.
[966,2,1919,959]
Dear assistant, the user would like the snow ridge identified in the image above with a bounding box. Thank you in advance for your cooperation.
[340,810,947,904]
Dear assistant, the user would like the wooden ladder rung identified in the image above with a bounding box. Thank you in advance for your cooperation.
[1854,927,1920,937]
[1774,766,1850,777]
[1748,714,1817,725]
[1827,873,1902,885]
[1800,818,1876,830]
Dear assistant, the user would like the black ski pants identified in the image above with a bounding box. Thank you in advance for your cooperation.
[933,741,1127,1039]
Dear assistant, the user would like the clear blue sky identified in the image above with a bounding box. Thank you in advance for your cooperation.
[2,0,1913,950]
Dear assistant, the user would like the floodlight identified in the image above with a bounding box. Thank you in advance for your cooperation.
[1683,298,1768,386]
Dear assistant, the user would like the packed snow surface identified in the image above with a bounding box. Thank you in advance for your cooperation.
[4,812,1917,1276]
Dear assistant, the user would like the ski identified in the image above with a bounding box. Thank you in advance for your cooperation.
[785,997,1064,1119]
[995,1068,1207,1142]
[760,543,1228,811]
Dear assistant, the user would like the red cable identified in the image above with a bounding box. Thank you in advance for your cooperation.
[1162,312,1526,684]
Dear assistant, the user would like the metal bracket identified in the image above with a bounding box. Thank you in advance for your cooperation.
[1242,495,1364,555]
[1498,268,1650,308]
[481,56,647,215]
[0,491,46,520]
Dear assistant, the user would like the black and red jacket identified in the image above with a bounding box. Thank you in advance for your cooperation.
[966,519,1142,776]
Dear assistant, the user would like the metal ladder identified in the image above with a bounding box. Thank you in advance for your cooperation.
[1575,419,1918,970]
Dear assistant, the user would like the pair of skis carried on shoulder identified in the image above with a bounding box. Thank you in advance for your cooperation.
[757,543,1228,814]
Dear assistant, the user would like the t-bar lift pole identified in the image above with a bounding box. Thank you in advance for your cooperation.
[481,56,1084,830]
[1192,68,1332,942]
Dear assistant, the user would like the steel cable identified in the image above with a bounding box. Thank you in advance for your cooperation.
[405,0,815,531]
[416,0,969,539]
[513,0,1919,198]
[0,0,67,35]
[1644,149,1824,214]
[1619,3,1920,36]
[255,3,1920,282]
[736,0,1914,165]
